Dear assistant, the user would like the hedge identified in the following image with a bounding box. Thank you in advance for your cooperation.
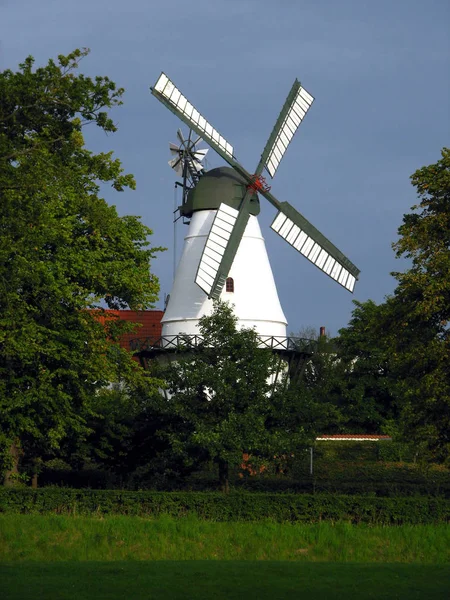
[38,460,450,497]
[235,479,450,498]
[312,440,417,463]
[0,489,448,524]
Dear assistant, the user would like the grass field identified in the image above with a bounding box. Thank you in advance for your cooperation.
[1,561,449,599]
[1,514,449,562]
[1,515,448,599]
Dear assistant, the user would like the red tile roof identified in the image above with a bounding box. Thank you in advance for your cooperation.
[95,309,164,351]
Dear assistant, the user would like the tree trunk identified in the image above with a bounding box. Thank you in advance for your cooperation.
[218,459,229,494]
[3,441,21,487]
[31,473,38,489]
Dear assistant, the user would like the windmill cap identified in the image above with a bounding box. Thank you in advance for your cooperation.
[181,166,260,218]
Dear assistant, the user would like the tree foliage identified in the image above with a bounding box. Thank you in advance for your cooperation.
[159,302,315,491]
[331,149,450,460]
[333,300,397,433]
[387,148,450,461]
[393,148,450,324]
[289,316,395,435]
[0,49,163,480]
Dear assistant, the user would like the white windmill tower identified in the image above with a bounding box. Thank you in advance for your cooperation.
[150,74,360,343]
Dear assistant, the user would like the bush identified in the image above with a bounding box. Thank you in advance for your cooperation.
[234,476,450,498]
[0,489,448,524]
[34,457,450,497]
[39,468,119,490]
[309,441,416,464]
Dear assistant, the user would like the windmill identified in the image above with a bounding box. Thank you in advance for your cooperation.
[150,73,360,339]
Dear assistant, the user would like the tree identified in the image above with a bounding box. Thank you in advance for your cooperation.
[334,300,397,433]
[386,148,450,461]
[0,49,163,483]
[329,149,450,461]
[160,302,314,492]
[289,315,394,435]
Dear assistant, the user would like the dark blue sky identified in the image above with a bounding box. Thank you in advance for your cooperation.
[2,0,449,335]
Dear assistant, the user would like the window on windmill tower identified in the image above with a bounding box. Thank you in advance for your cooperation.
[226,277,234,293]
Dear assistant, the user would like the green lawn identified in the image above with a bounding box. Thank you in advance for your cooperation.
[1,515,448,599]
[1,514,449,562]
[1,561,449,600]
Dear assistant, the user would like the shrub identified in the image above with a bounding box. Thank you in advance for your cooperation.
[0,489,448,524]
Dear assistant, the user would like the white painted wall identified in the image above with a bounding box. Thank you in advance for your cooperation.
[161,210,287,339]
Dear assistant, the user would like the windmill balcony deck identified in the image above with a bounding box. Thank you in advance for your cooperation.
[130,335,317,386]
[129,334,317,354]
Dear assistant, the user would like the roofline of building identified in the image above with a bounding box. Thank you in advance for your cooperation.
[316,435,392,441]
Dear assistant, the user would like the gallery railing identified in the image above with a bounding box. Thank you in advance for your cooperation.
[129,335,317,355]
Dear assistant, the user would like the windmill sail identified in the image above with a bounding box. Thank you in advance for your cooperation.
[271,202,360,292]
[194,80,314,300]
[195,202,252,299]
[261,80,314,179]
[151,73,238,170]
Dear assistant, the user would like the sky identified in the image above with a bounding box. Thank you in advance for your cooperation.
[1,0,449,336]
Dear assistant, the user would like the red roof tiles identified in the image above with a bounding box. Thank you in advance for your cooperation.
[96,309,164,351]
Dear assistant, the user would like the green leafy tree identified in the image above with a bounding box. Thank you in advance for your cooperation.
[334,300,397,433]
[289,320,392,435]
[39,385,165,489]
[160,301,314,492]
[387,148,450,461]
[327,149,449,460]
[0,49,163,483]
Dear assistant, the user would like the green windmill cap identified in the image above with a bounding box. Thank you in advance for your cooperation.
[180,166,260,218]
